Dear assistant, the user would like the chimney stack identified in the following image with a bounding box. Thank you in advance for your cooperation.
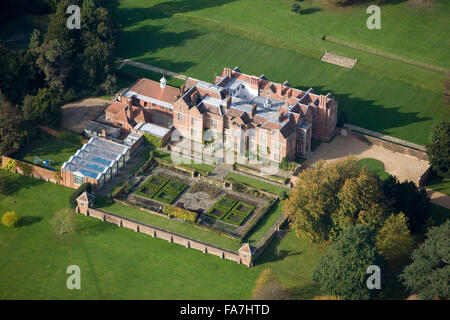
[225,96,232,109]
[251,104,257,117]
[101,129,106,137]
[127,100,132,119]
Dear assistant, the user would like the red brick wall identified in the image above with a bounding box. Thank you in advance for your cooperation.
[81,207,247,266]
[2,156,59,184]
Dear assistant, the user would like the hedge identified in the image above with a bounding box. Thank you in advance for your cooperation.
[162,206,197,222]
[69,182,93,209]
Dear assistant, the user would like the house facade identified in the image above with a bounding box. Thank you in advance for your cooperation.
[105,77,181,132]
[172,67,338,162]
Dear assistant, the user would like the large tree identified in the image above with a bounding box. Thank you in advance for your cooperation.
[381,175,430,234]
[426,121,450,178]
[36,0,117,100]
[0,91,25,154]
[284,157,362,242]
[313,225,384,300]
[400,220,449,300]
[375,213,415,272]
[333,169,388,234]
[251,269,290,300]
[23,86,62,126]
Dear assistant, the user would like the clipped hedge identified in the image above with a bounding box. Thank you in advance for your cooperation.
[69,182,92,209]
[162,206,197,222]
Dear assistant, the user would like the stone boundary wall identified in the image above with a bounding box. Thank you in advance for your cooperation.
[79,206,247,266]
[342,124,428,159]
[253,215,289,260]
[1,155,59,184]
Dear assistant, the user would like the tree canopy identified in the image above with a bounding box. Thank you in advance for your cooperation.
[400,220,450,300]
[426,121,450,178]
[313,224,384,300]
[284,157,389,242]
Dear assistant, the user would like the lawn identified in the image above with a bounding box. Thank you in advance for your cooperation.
[154,149,215,175]
[225,172,289,195]
[104,0,450,146]
[425,173,450,196]
[245,201,284,245]
[358,158,391,181]
[13,136,80,170]
[98,196,241,251]
[0,172,258,299]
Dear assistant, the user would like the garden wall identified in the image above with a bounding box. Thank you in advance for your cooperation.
[341,124,428,161]
[1,155,60,184]
[79,207,246,266]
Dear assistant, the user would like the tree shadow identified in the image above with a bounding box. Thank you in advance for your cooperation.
[301,8,322,15]
[17,216,42,227]
[0,172,45,196]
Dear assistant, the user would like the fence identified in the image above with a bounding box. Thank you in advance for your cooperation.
[78,206,247,266]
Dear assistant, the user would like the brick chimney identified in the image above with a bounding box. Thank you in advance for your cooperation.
[101,129,106,137]
[127,100,132,119]
[319,95,327,109]
[225,96,232,109]
[251,104,257,117]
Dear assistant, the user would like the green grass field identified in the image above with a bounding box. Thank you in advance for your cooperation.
[13,136,80,170]
[0,172,332,299]
[245,201,284,245]
[425,173,450,196]
[104,0,450,146]
[226,172,289,195]
[358,158,390,181]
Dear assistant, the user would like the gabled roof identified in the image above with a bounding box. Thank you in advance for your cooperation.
[127,78,180,105]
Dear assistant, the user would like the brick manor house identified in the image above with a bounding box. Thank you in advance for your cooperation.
[105,67,338,162]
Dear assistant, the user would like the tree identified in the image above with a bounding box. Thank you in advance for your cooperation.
[313,225,384,300]
[381,175,430,234]
[24,86,62,126]
[0,91,25,154]
[50,208,77,236]
[3,159,17,173]
[251,269,290,300]
[29,29,43,50]
[2,211,19,227]
[376,213,415,271]
[284,157,362,242]
[400,220,449,300]
[426,121,450,178]
[291,3,301,13]
[334,169,388,234]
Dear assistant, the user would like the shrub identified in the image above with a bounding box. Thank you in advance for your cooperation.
[3,159,17,173]
[19,162,33,176]
[291,3,301,13]
[279,191,288,200]
[2,211,19,227]
[162,206,197,222]
[69,182,93,209]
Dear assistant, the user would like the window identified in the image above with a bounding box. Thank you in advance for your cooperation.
[74,174,84,185]
[177,113,183,121]
[274,142,281,151]
[191,128,195,137]
[211,119,218,128]
[191,117,196,126]
[274,154,280,162]
[144,102,148,107]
